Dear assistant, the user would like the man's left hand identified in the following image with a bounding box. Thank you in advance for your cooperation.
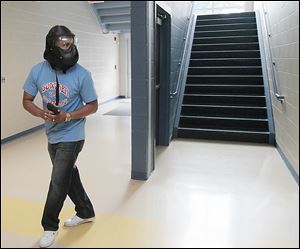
[44,109,66,123]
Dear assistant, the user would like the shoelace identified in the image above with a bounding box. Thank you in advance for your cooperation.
[44,231,56,237]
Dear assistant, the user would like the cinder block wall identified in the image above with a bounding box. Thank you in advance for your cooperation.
[255,1,299,175]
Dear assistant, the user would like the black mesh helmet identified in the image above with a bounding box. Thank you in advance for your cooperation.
[44,25,79,73]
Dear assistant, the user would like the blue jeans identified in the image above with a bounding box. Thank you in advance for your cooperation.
[41,140,95,231]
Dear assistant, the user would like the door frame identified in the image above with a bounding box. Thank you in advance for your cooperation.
[155,4,171,146]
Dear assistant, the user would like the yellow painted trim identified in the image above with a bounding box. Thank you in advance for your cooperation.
[1,197,173,247]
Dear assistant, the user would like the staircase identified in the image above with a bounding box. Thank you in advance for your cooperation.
[177,12,272,144]
[89,1,130,33]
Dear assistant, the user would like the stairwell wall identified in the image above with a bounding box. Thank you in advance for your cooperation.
[1,1,120,140]
[254,1,299,175]
[156,1,193,141]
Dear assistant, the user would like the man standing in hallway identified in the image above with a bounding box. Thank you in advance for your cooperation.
[22,25,98,248]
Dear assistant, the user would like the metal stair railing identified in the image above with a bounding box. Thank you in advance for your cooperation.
[170,4,195,99]
[261,2,285,103]
[172,7,197,134]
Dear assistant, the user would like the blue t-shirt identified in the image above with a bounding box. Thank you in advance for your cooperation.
[23,61,98,144]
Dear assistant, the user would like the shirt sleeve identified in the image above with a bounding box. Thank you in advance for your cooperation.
[22,68,38,97]
[80,71,98,103]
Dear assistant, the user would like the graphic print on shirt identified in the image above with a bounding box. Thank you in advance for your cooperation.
[41,81,70,107]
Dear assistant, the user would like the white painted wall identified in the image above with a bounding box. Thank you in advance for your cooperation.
[255,1,299,174]
[1,1,119,140]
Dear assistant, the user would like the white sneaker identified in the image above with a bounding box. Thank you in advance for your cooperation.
[39,230,58,248]
[64,215,95,227]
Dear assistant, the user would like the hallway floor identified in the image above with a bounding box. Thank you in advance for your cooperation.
[1,99,299,248]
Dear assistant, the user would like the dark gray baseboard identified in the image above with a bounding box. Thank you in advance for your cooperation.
[101,95,126,105]
[1,124,44,145]
[276,143,299,185]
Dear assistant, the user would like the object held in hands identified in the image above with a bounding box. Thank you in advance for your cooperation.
[47,103,60,115]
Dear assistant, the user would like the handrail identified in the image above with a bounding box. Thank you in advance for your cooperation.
[256,10,276,144]
[261,3,285,103]
[173,15,197,135]
[170,3,195,98]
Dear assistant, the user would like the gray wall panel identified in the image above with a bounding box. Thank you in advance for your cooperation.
[131,1,155,180]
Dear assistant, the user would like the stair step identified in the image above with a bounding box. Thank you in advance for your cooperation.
[195,23,257,32]
[179,115,268,132]
[191,50,261,59]
[193,36,258,44]
[177,127,270,144]
[183,94,266,107]
[189,58,261,67]
[180,115,268,121]
[196,17,256,26]
[188,66,262,75]
[97,7,130,16]
[194,29,258,38]
[192,43,259,51]
[197,12,255,20]
[184,84,265,95]
[187,75,264,85]
[181,105,268,119]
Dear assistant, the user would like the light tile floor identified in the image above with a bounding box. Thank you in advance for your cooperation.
[1,98,299,248]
